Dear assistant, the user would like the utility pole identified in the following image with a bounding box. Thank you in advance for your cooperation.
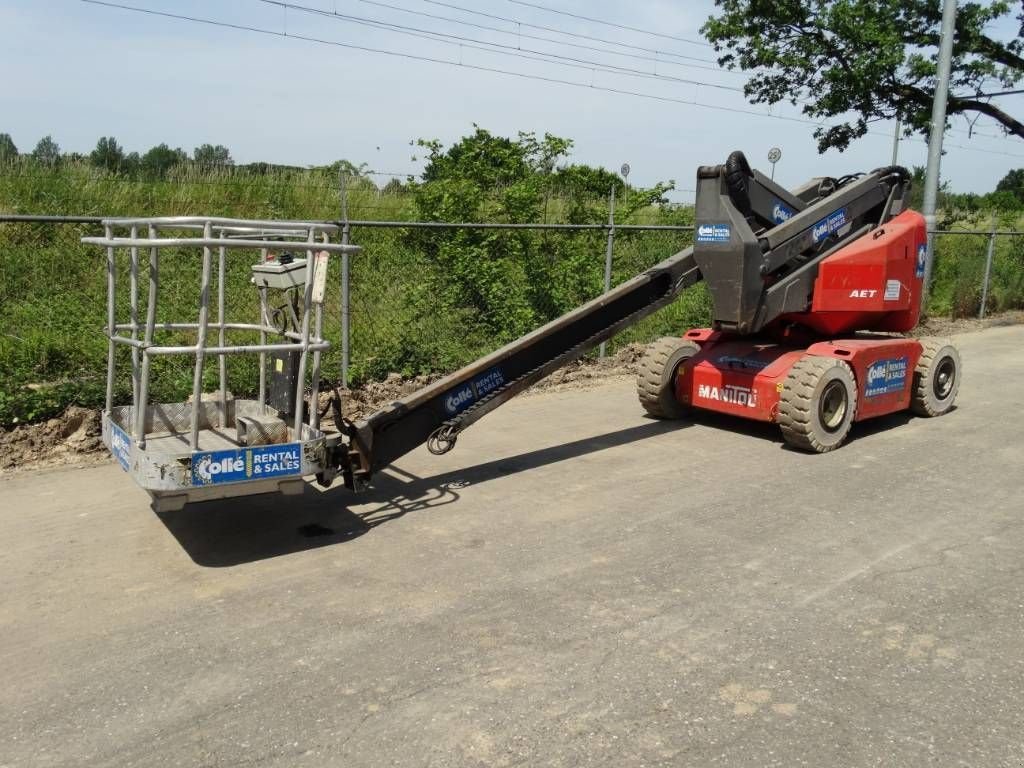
[891,119,901,166]
[920,0,958,304]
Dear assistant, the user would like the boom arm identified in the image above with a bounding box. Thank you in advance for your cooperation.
[336,153,910,490]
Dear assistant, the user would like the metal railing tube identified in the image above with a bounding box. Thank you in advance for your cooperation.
[341,222,351,387]
[217,234,228,427]
[189,222,214,450]
[129,224,140,412]
[309,233,328,431]
[104,224,116,414]
[81,235,360,253]
[135,224,159,445]
[292,231,317,436]
[258,246,269,413]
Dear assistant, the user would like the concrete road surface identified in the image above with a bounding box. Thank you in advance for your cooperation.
[2,326,1023,767]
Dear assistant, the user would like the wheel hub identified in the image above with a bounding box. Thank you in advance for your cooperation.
[933,356,956,400]
[819,380,848,432]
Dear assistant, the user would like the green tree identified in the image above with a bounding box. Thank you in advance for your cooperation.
[405,127,674,357]
[193,143,232,167]
[0,133,17,162]
[982,189,1024,210]
[702,1,1024,151]
[123,151,141,176]
[31,135,61,166]
[331,159,369,177]
[995,167,1024,202]
[140,143,187,177]
[89,136,125,172]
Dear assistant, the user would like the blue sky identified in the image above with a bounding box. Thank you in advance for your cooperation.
[2,0,1023,201]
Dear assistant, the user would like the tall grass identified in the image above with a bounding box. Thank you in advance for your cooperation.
[0,162,699,425]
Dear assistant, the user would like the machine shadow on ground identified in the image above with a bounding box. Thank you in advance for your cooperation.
[155,419,685,567]
[684,406,923,449]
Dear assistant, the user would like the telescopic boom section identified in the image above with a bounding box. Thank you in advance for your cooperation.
[340,153,910,490]
[343,247,702,488]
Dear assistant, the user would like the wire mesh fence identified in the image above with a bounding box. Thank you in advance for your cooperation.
[2,212,1023,428]
[0,215,697,426]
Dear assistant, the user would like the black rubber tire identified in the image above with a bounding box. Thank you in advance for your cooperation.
[911,338,961,417]
[637,337,700,419]
[778,356,858,453]
[724,151,753,217]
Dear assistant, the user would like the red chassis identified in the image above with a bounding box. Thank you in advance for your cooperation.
[639,210,961,452]
[675,332,922,424]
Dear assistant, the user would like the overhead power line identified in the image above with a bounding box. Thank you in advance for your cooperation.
[345,0,731,73]
[506,0,713,49]
[79,1,1024,160]
[419,0,716,64]
[258,0,744,93]
[79,0,816,124]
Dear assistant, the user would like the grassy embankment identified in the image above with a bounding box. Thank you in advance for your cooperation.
[3,162,1023,426]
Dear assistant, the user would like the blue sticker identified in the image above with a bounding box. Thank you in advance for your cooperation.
[110,421,131,471]
[696,223,732,243]
[771,201,794,225]
[865,357,909,397]
[811,207,849,243]
[443,366,507,415]
[191,443,302,486]
[915,244,926,278]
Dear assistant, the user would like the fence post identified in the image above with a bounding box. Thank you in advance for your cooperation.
[341,222,351,388]
[979,216,997,319]
[339,170,351,388]
[599,186,616,358]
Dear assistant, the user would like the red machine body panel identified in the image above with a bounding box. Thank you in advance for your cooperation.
[675,332,923,424]
[777,209,927,336]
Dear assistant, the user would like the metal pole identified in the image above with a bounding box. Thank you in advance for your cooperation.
[341,222,351,388]
[129,224,140,413]
[980,216,997,319]
[920,0,958,304]
[292,230,317,437]
[104,224,116,414]
[891,119,901,166]
[339,168,351,388]
[258,246,269,414]
[189,221,213,450]
[599,186,616,358]
[135,225,158,445]
[310,233,328,432]
[339,169,348,223]
[217,233,228,427]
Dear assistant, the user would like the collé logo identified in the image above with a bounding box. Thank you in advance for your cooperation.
[916,244,926,278]
[772,201,794,225]
[444,384,475,415]
[696,223,731,243]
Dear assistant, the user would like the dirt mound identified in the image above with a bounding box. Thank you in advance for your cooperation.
[0,406,104,473]
[912,309,1024,338]
[337,372,445,422]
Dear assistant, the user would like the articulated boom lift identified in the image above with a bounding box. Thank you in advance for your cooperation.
[90,152,960,511]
